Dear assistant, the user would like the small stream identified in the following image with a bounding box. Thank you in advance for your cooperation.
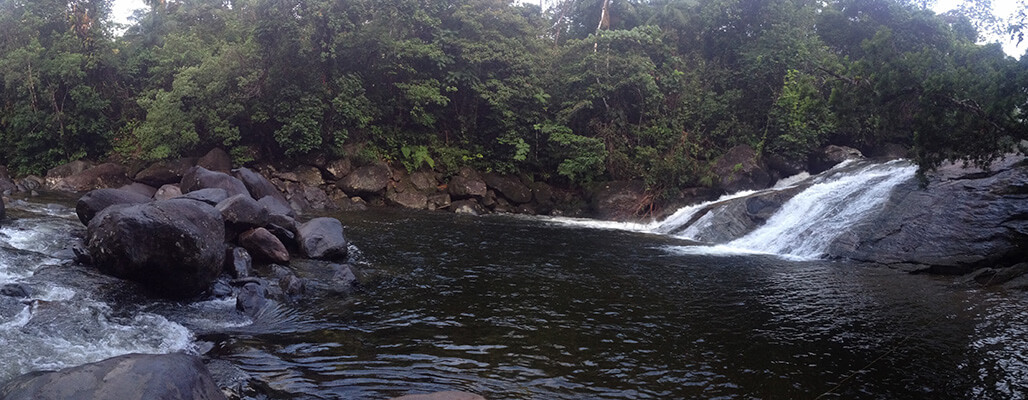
[1,168,1028,398]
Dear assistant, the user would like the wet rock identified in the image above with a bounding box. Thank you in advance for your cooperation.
[210,279,233,298]
[333,263,357,287]
[53,163,132,192]
[239,227,290,264]
[323,158,352,180]
[0,283,31,298]
[386,180,428,210]
[591,180,647,221]
[297,217,348,261]
[269,265,306,299]
[86,199,226,299]
[17,175,44,192]
[235,282,268,317]
[810,145,863,174]
[181,166,249,197]
[76,188,153,225]
[119,182,158,198]
[0,195,5,222]
[390,391,486,400]
[713,144,771,193]
[226,247,254,278]
[154,184,183,200]
[828,159,1028,272]
[676,185,806,243]
[216,194,269,232]
[0,353,226,400]
[292,165,324,187]
[0,177,16,195]
[197,148,233,173]
[484,173,532,204]
[450,199,486,215]
[133,157,197,187]
[338,163,391,196]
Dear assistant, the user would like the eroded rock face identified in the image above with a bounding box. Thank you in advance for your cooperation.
[448,168,487,199]
[133,157,197,187]
[0,353,226,400]
[827,159,1028,273]
[86,199,226,298]
[810,145,863,174]
[591,180,647,221]
[484,173,532,204]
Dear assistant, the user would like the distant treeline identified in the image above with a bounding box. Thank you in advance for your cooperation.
[0,0,1025,196]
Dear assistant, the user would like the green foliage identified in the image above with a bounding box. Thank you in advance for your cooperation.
[540,122,606,183]
[767,70,836,161]
[400,144,435,172]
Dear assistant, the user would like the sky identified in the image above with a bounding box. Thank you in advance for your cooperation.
[110,0,1024,57]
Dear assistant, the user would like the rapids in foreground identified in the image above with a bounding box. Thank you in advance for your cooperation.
[1,160,1028,399]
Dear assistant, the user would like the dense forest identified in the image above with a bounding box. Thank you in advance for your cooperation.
[0,0,1026,200]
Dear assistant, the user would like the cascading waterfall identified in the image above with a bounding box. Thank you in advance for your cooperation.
[724,160,916,258]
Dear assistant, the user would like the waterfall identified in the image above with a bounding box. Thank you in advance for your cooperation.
[655,159,917,259]
[725,160,915,258]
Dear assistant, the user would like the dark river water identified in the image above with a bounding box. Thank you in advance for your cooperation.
[3,200,1028,399]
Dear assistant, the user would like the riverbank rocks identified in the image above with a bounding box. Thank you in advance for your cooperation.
[448,167,487,199]
[827,157,1028,273]
[810,145,863,174]
[86,199,226,298]
[591,180,647,220]
[298,217,348,261]
[50,162,132,192]
[338,163,391,196]
[133,157,197,187]
[0,353,225,400]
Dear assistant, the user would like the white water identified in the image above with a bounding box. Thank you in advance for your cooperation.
[547,160,917,260]
[0,202,194,380]
[725,160,916,258]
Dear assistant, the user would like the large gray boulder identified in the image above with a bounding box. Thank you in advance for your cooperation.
[448,167,487,199]
[234,167,290,211]
[483,173,532,204]
[0,353,226,400]
[338,163,391,196]
[297,217,348,261]
[86,199,226,298]
[133,157,197,187]
[76,188,153,225]
[809,145,863,174]
[180,166,249,197]
[828,158,1028,273]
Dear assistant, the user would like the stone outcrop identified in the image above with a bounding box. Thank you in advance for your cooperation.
[297,217,349,261]
[181,166,249,198]
[0,353,225,400]
[591,180,647,221]
[809,145,863,174]
[52,163,132,192]
[827,158,1028,273]
[75,188,153,225]
[338,163,391,196]
[133,157,197,187]
[86,199,226,298]
[713,144,771,193]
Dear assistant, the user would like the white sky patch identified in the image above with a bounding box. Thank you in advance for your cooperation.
[111,0,146,26]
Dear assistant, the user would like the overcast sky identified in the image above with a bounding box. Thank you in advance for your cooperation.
[110,0,1024,57]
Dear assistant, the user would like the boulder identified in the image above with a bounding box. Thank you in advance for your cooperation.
[238,227,290,264]
[809,145,863,174]
[591,180,647,221]
[85,199,226,298]
[713,144,771,193]
[828,159,1028,273]
[45,160,94,187]
[76,188,153,225]
[292,165,324,187]
[258,195,295,218]
[181,188,230,206]
[323,158,352,180]
[154,184,183,201]
[53,163,132,192]
[386,180,428,210]
[338,163,391,196]
[483,173,532,204]
[180,166,249,197]
[197,148,233,173]
[0,177,16,194]
[427,193,451,210]
[234,167,290,209]
[119,182,158,198]
[448,168,487,199]
[216,194,269,232]
[410,171,440,192]
[0,353,225,400]
[17,175,44,192]
[133,158,197,187]
[667,185,806,243]
[297,217,349,261]
[235,281,268,317]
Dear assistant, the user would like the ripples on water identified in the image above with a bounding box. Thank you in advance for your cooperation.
[3,201,1028,399]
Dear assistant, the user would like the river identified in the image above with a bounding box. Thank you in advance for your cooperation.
[1,165,1028,399]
